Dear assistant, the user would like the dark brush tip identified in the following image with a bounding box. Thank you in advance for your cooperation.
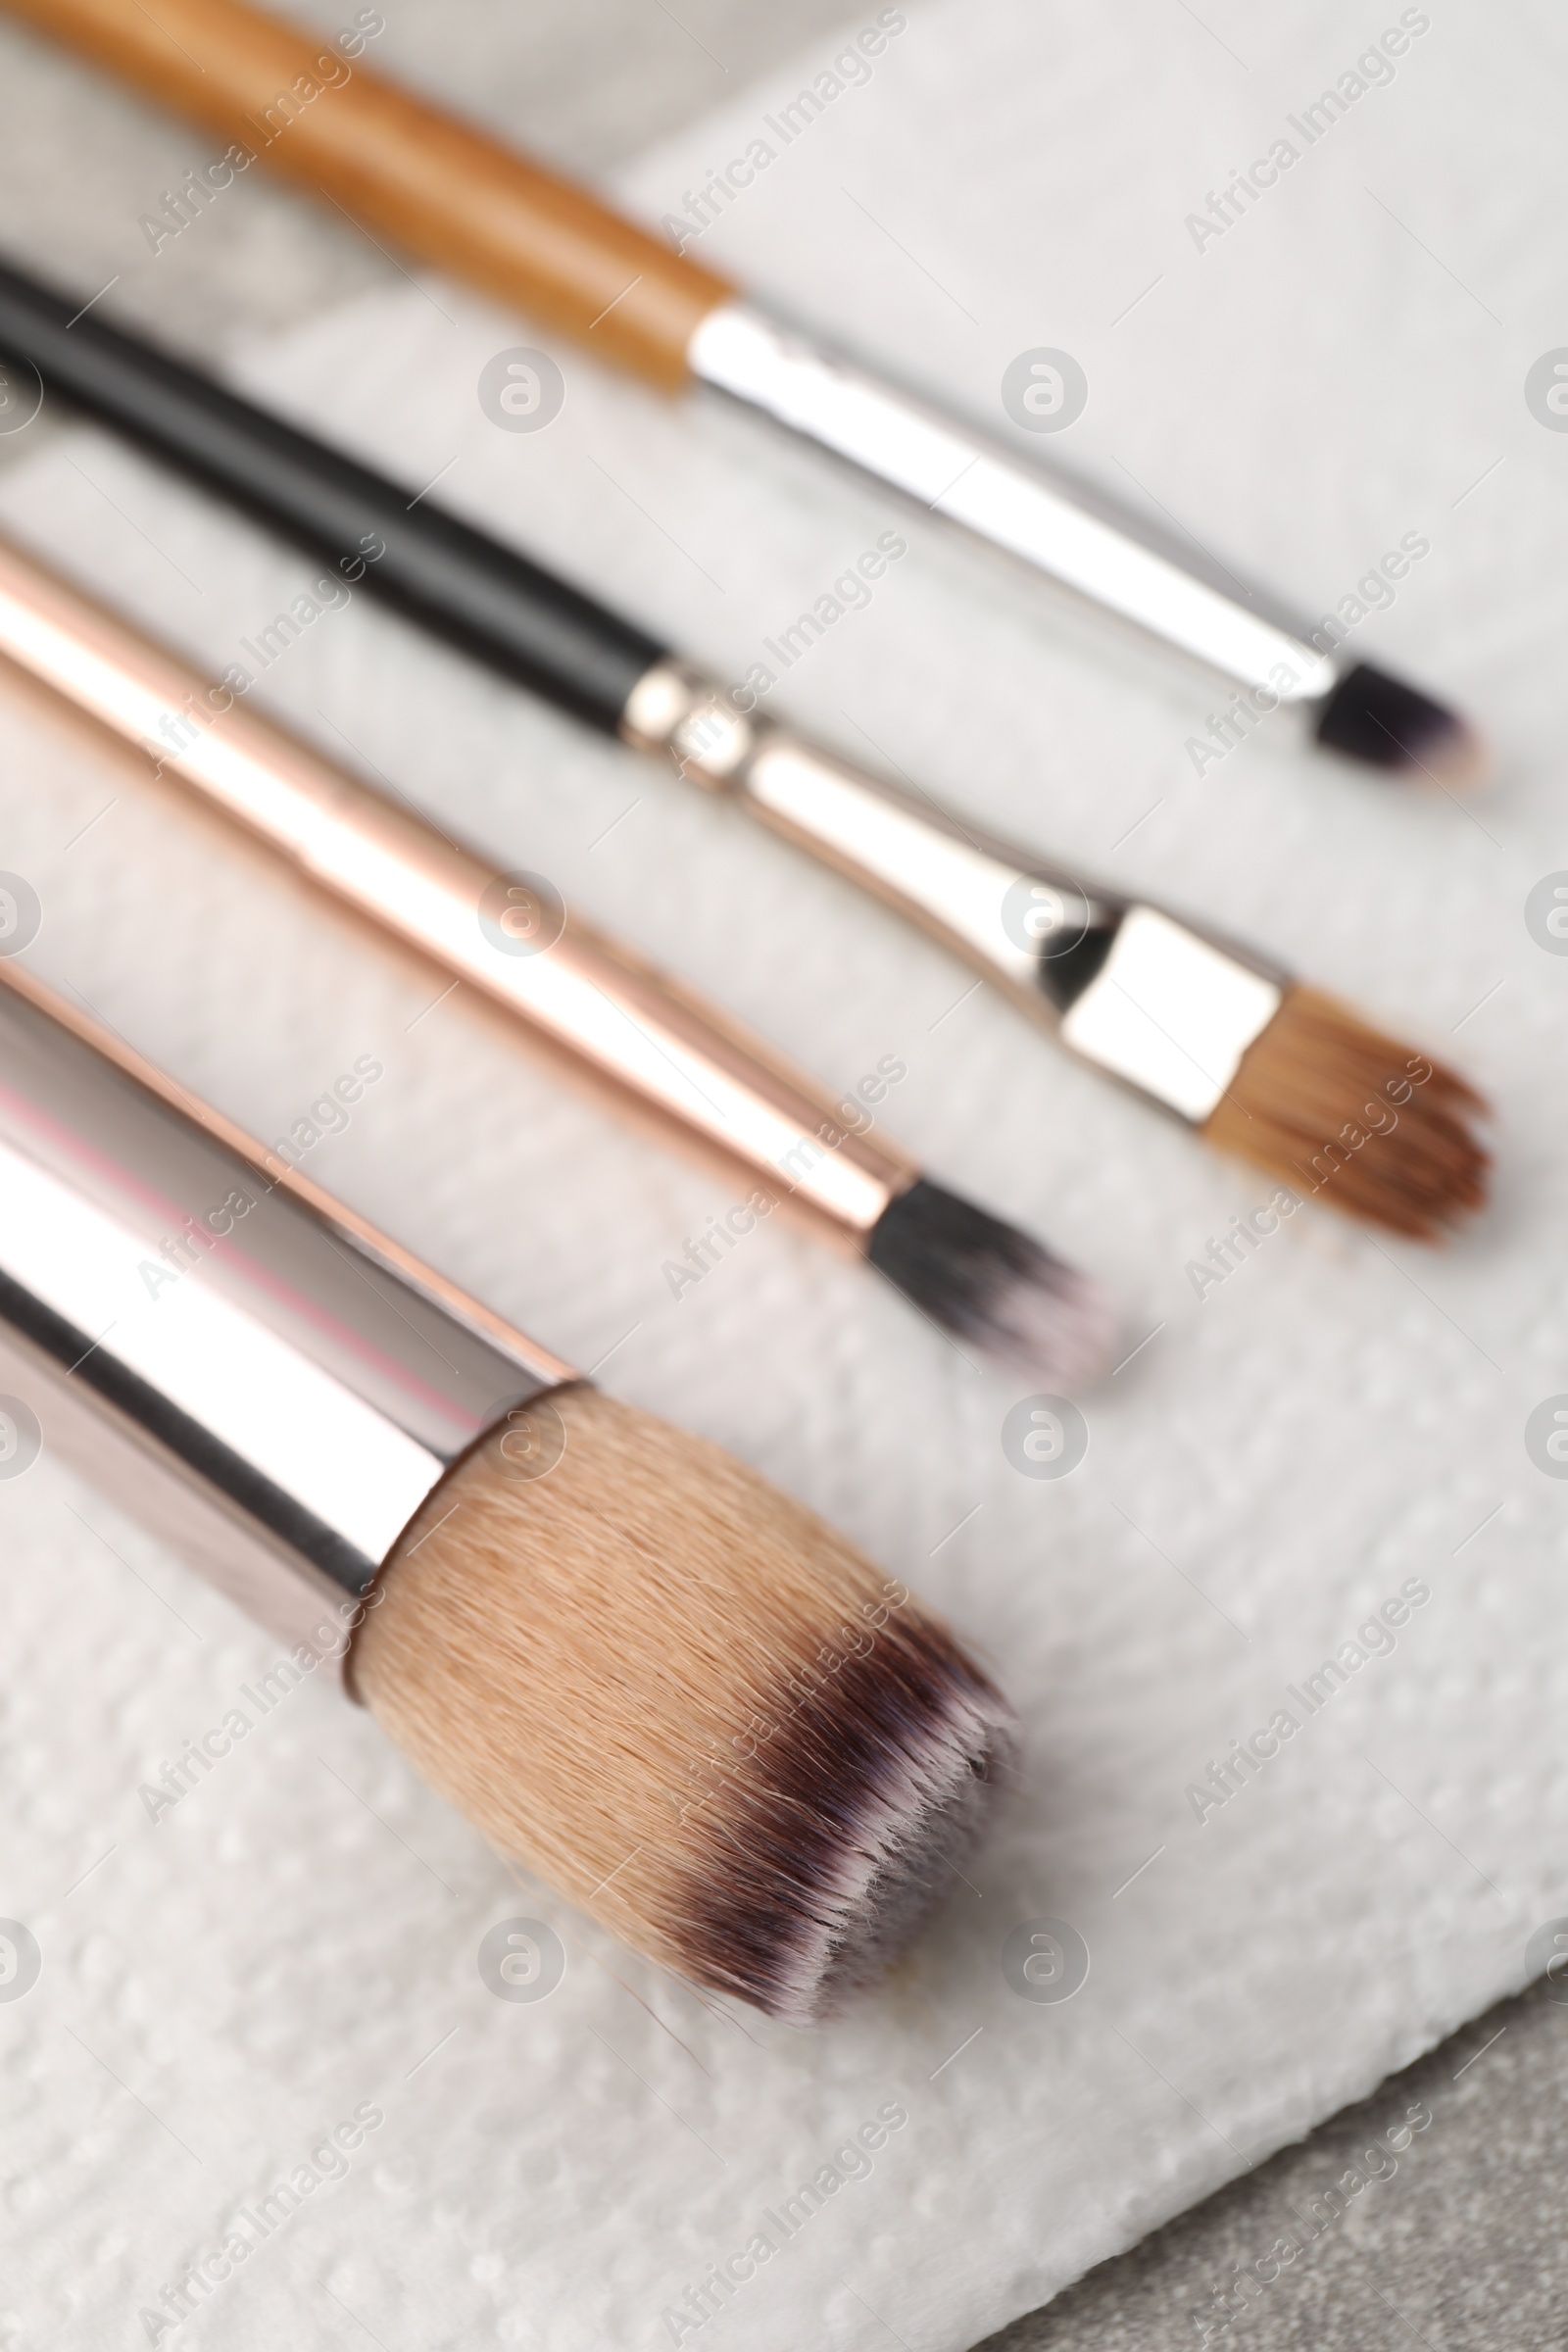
[681,1614,1017,2024]
[1313,662,1489,786]
[867,1178,1113,1386]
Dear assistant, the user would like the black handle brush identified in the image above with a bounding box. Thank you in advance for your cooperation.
[0,256,1488,1239]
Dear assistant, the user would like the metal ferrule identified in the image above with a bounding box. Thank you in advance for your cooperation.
[686,303,1340,713]
[622,659,1287,1125]
[1054,906,1285,1124]
[0,959,569,1673]
[621,659,1105,993]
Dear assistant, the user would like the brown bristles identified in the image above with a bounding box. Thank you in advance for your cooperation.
[349,1386,1014,2022]
[1201,985,1489,1239]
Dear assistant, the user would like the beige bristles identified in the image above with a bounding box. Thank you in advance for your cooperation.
[1202,984,1489,1239]
[349,1386,1014,2022]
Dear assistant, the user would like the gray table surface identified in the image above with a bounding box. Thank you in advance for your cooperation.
[0,4,1559,2344]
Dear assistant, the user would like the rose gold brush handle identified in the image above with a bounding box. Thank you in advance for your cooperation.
[4,0,734,389]
[0,947,578,1388]
[0,536,914,1246]
[0,948,575,1667]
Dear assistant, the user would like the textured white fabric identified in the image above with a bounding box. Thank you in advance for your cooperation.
[0,3,1563,2346]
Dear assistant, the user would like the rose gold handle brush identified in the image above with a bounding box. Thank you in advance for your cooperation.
[2,0,1485,782]
[0,949,1016,2020]
[0,532,1112,1383]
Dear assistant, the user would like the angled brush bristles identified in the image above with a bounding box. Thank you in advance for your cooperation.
[1313,662,1489,788]
[350,1386,1015,2022]
[866,1179,1115,1386]
[1202,985,1489,1239]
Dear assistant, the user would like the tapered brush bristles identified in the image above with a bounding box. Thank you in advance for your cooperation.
[1202,985,1489,1239]
[867,1178,1114,1385]
[349,1387,1015,2022]
[1313,662,1489,787]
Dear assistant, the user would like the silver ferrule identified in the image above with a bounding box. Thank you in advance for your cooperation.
[621,659,1285,1124]
[686,302,1340,713]
[0,966,568,1670]
[1056,906,1285,1123]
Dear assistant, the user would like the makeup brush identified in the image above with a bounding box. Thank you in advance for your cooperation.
[0,263,1488,1237]
[0,953,1014,2018]
[0,531,1113,1382]
[2,0,1485,783]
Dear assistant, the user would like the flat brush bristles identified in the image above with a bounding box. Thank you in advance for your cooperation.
[350,1387,1015,2021]
[867,1179,1115,1385]
[1202,985,1489,1239]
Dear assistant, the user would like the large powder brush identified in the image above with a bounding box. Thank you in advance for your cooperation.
[0,956,1015,2021]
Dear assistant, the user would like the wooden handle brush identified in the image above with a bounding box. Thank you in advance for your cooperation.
[0,529,1113,1383]
[2,0,1485,782]
[0,261,1488,1239]
[0,952,1014,2020]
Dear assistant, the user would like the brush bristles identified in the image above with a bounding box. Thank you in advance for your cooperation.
[1313,662,1489,788]
[1202,984,1489,1238]
[866,1178,1115,1385]
[350,1386,1015,2022]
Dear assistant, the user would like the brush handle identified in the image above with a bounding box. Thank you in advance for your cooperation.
[0,534,915,1241]
[8,0,1470,775]
[4,0,733,387]
[0,952,565,1659]
[0,258,663,734]
[0,260,1114,1013]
